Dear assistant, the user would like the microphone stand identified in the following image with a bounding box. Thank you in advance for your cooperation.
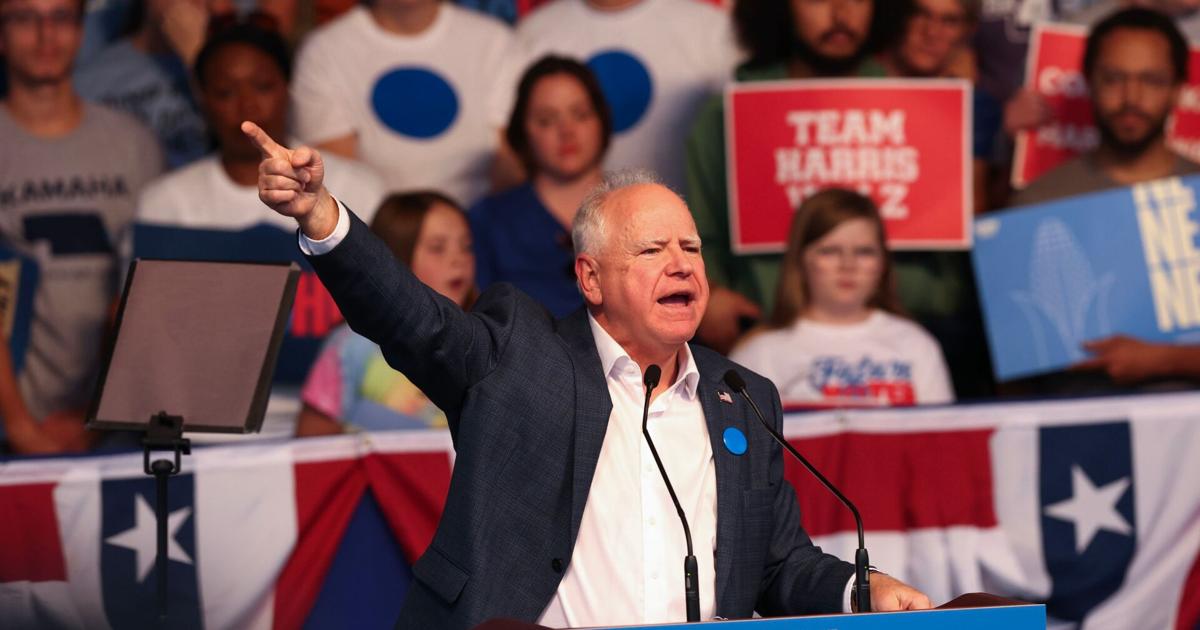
[723,370,872,613]
[641,364,701,622]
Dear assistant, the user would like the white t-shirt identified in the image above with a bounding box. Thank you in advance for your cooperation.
[730,310,955,408]
[514,0,738,192]
[292,4,515,206]
[134,153,384,230]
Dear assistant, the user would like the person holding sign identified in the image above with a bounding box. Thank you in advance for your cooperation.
[687,0,895,355]
[1013,8,1200,206]
[1010,8,1200,390]
[241,117,932,626]
[731,189,954,408]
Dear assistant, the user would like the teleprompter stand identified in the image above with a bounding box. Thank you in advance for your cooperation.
[87,259,300,627]
[142,411,191,626]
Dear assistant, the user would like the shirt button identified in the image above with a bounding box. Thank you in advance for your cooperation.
[648,517,657,526]
[551,558,564,573]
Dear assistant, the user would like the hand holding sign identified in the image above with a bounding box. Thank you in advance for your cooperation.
[241,121,339,240]
[1003,87,1053,135]
[1073,335,1177,385]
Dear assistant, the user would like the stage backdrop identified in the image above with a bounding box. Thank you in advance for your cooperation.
[2,392,1199,629]
[724,79,972,253]
[1012,23,1200,189]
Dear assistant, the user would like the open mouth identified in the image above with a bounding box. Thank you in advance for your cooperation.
[657,291,694,307]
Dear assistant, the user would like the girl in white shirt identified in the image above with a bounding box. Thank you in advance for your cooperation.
[730,189,955,409]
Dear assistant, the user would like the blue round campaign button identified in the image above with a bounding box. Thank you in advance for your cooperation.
[371,67,459,139]
[723,427,747,456]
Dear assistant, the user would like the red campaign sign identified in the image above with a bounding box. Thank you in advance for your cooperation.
[725,79,972,254]
[1013,23,1200,189]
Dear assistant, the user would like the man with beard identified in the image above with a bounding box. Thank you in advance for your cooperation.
[1012,7,1198,205]
[685,0,900,355]
[1009,8,1200,390]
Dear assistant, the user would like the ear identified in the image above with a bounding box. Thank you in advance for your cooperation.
[575,254,603,307]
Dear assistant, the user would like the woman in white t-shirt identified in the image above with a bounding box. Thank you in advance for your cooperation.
[730,189,955,409]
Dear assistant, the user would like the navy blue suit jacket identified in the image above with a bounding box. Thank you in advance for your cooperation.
[306,211,855,629]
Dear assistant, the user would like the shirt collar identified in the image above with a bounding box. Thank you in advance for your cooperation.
[587,312,700,400]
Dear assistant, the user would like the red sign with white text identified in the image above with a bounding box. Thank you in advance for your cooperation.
[1013,24,1200,188]
[725,79,972,254]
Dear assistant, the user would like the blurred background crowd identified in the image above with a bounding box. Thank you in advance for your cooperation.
[4,0,1200,454]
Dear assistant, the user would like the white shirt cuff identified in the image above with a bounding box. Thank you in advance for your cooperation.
[297,198,350,256]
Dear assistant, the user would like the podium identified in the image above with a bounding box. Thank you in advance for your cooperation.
[475,595,1045,630]
[587,604,1045,629]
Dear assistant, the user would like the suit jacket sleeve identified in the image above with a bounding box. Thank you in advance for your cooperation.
[304,209,517,436]
[754,379,855,616]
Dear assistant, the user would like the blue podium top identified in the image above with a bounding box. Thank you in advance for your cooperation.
[587,604,1045,629]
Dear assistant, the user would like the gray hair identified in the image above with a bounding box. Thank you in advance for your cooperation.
[572,168,666,256]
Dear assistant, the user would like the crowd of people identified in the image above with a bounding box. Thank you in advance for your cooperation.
[3,0,1200,454]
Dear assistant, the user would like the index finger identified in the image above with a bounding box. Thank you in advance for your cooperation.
[241,121,288,159]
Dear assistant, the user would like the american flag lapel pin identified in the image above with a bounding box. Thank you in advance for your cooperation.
[717,390,733,404]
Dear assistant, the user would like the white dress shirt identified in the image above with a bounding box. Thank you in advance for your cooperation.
[299,201,858,622]
[537,315,718,627]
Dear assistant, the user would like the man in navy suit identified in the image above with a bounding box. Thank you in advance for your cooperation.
[243,121,931,629]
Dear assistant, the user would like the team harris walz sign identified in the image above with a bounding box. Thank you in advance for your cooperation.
[973,175,1200,381]
[724,79,972,254]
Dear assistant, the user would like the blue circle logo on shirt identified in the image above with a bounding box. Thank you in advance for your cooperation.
[586,50,653,134]
[723,427,747,456]
[371,67,459,139]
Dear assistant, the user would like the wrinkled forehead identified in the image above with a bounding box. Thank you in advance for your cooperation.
[605,185,699,243]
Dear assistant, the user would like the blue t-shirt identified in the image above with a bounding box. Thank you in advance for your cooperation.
[469,183,582,318]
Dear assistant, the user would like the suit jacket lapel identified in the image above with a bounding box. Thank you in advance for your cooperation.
[693,350,746,616]
[558,310,613,543]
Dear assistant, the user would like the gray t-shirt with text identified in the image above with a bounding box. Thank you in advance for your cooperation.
[0,102,163,419]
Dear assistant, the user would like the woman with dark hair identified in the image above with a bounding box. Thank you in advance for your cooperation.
[468,55,612,318]
[731,189,953,408]
[297,191,476,436]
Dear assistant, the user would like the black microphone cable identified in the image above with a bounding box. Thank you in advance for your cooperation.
[641,364,701,622]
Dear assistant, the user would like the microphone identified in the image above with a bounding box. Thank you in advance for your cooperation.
[641,364,701,623]
[721,370,873,614]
